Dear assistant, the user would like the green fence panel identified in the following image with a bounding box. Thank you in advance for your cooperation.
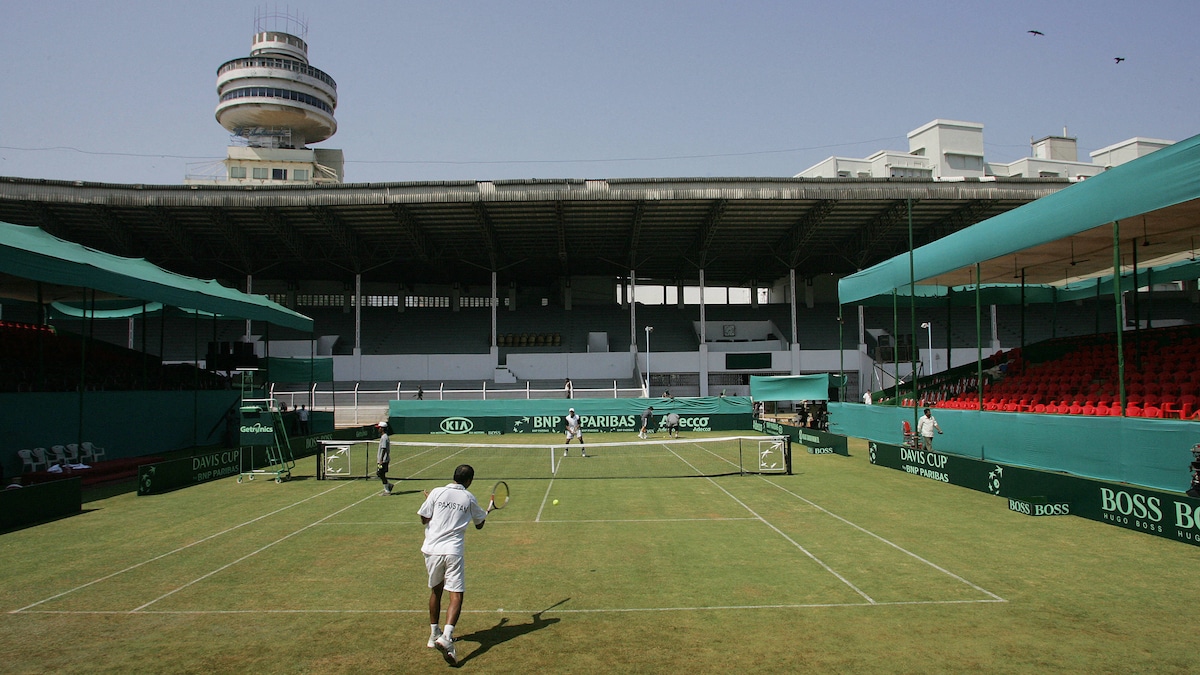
[829,402,1199,492]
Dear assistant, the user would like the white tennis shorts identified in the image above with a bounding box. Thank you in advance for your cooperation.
[565,428,582,440]
[425,553,466,592]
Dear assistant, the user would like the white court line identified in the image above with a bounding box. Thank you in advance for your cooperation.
[663,445,876,604]
[320,517,759,526]
[761,478,1006,602]
[535,474,556,522]
[17,597,1004,616]
[131,448,478,613]
[10,482,354,614]
[130,488,381,612]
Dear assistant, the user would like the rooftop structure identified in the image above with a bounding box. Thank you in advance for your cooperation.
[796,119,1175,181]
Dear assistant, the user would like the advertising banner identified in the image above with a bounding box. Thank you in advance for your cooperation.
[239,407,277,446]
[138,448,242,495]
[390,412,750,435]
[752,419,848,455]
[868,440,1200,547]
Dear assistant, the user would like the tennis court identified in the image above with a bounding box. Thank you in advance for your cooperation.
[2,433,1194,673]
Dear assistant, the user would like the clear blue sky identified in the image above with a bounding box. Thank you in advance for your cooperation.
[2,0,1197,185]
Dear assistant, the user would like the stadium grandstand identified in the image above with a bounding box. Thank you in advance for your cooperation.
[0,175,1072,407]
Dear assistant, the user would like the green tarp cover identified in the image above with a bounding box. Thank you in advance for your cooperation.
[0,221,312,331]
[839,131,1200,304]
[388,396,751,418]
[265,356,333,383]
[750,374,830,401]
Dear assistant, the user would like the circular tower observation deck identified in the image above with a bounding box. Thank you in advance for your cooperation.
[215,12,337,148]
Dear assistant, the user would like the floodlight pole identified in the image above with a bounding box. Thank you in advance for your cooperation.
[920,322,933,375]
[644,326,654,397]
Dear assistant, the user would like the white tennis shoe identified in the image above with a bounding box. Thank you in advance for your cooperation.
[434,634,457,665]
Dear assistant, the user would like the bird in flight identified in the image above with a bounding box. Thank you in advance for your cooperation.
[1114,57,1125,64]
[1028,30,1044,36]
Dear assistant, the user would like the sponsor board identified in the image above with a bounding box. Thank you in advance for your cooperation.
[391,413,746,435]
[239,408,277,446]
[753,419,848,456]
[1008,497,1072,517]
[869,440,1200,547]
[138,449,242,495]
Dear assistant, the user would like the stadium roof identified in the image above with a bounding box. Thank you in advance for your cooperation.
[839,131,1200,304]
[0,176,1072,289]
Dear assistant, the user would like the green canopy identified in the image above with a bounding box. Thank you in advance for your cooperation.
[750,374,831,401]
[0,221,312,331]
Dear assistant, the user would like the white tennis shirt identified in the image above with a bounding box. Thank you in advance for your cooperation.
[418,483,487,556]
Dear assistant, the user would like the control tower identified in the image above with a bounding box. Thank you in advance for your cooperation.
[188,9,343,185]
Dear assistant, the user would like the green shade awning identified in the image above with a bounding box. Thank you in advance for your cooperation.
[0,221,312,331]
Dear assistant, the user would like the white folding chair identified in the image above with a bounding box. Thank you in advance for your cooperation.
[47,445,68,465]
[31,447,51,470]
[82,442,106,462]
[65,443,81,463]
[18,449,46,473]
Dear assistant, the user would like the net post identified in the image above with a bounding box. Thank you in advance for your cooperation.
[738,438,744,476]
[784,436,793,475]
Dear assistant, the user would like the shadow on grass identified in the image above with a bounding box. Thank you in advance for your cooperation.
[453,598,568,666]
[0,508,101,535]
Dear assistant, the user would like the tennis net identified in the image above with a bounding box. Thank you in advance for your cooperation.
[385,435,790,480]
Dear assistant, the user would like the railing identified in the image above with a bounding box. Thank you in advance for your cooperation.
[269,381,645,428]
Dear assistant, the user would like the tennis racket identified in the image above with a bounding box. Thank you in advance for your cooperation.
[488,480,509,512]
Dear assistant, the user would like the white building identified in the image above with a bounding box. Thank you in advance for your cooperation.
[796,119,1174,180]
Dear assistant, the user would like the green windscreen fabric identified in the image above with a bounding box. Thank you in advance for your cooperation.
[750,374,830,401]
[0,221,312,331]
[265,357,333,383]
[828,402,1188,492]
[838,131,1200,304]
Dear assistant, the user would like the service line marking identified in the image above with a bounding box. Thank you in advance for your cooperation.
[11,482,354,614]
[664,444,877,604]
[760,477,1005,602]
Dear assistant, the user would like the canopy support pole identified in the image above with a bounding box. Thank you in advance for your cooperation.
[908,198,919,428]
[1113,221,1126,415]
[976,264,983,412]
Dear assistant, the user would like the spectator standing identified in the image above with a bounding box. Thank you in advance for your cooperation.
[297,405,310,435]
[916,408,943,451]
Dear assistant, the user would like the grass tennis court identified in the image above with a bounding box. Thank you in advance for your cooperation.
[1,432,1194,673]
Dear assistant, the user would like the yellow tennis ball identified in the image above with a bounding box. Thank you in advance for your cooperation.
[553,499,559,505]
